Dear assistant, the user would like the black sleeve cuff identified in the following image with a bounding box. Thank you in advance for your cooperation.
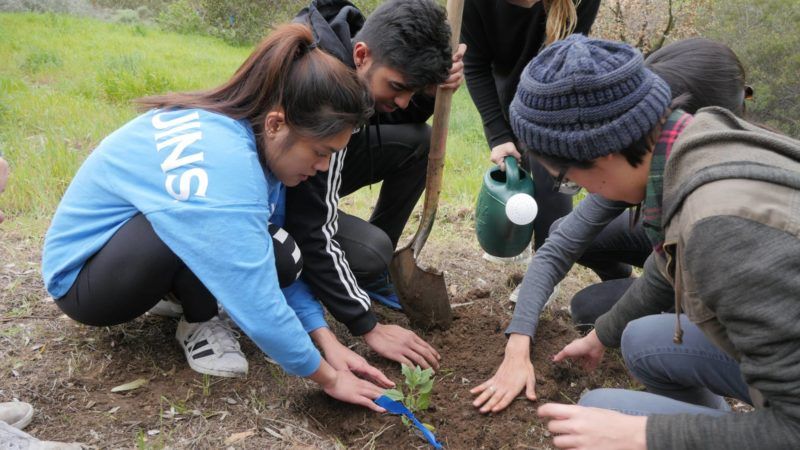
[346,309,378,336]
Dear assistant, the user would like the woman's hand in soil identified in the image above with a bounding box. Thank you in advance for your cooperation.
[311,327,395,389]
[310,360,386,413]
[363,323,441,371]
[537,403,647,450]
[552,329,605,372]
[470,333,536,413]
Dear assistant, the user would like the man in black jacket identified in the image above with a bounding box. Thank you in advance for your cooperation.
[288,0,465,370]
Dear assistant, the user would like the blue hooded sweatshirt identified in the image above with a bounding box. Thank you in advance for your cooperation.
[43,108,325,376]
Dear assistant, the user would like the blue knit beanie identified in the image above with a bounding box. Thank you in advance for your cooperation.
[510,34,672,161]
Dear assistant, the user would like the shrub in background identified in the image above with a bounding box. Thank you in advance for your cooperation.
[97,54,174,103]
[699,0,800,137]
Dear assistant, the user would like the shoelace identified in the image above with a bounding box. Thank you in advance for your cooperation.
[200,318,242,356]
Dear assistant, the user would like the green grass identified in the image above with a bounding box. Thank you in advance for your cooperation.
[0,13,251,220]
[0,12,492,228]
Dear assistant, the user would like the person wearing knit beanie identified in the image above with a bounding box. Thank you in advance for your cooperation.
[511,33,672,161]
[509,34,672,204]
[516,33,800,450]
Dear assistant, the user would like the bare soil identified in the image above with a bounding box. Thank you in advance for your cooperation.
[0,212,631,449]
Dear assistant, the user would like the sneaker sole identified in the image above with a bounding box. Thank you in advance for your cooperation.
[176,337,247,378]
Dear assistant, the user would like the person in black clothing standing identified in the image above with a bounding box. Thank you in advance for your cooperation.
[461,0,601,256]
[288,0,466,371]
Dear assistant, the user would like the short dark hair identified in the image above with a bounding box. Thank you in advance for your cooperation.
[355,0,451,89]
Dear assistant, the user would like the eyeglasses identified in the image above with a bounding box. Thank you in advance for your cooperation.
[552,168,582,195]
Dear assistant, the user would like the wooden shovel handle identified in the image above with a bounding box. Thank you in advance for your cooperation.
[410,0,465,257]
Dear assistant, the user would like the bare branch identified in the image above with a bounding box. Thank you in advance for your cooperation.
[650,0,675,54]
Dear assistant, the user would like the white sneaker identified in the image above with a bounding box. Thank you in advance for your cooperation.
[175,316,248,377]
[0,401,33,430]
[509,283,560,307]
[147,293,184,318]
[0,421,82,449]
[147,299,184,318]
[482,247,532,265]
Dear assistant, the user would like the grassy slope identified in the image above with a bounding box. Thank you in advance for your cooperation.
[0,12,490,232]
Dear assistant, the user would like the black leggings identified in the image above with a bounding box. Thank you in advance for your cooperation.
[55,214,303,326]
[56,212,388,327]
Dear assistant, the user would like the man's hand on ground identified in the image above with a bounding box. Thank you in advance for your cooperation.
[363,323,441,370]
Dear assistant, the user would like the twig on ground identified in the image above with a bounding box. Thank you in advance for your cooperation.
[0,315,58,322]
[451,301,475,308]
[559,390,577,404]
[353,423,394,450]
[263,417,324,441]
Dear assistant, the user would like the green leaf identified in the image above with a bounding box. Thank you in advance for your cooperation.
[405,370,419,389]
[423,423,436,432]
[417,393,430,411]
[420,367,433,383]
[400,364,413,381]
[384,388,404,401]
[418,378,434,395]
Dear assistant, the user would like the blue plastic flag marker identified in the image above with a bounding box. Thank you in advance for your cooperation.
[375,395,444,449]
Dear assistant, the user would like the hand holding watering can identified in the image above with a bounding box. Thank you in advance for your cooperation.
[475,156,538,257]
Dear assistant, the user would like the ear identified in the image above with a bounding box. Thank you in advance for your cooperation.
[264,109,286,137]
[353,41,371,68]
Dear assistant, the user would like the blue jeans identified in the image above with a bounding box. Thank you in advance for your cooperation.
[579,314,751,416]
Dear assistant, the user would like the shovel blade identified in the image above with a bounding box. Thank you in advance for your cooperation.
[389,247,452,330]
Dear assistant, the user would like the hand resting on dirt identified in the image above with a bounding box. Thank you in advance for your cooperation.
[538,403,647,450]
[471,333,537,413]
[363,323,441,371]
[311,327,394,388]
[552,329,606,372]
[490,142,522,171]
[309,359,386,413]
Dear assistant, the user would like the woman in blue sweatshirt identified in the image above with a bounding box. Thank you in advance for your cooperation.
[42,24,391,412]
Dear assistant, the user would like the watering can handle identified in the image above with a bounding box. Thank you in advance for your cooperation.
[504,156,520,187]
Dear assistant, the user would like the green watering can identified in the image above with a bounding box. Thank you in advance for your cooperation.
[475,156,538,257]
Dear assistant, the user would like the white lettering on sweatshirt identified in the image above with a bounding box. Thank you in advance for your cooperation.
[152,111,208,201]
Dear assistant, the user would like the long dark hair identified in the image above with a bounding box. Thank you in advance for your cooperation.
[645,38,747,116]
[138,24,372,151]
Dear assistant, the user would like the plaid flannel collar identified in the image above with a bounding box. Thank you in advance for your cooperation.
[642,110,694,254]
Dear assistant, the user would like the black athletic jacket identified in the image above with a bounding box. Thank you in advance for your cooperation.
[288,0,436,335]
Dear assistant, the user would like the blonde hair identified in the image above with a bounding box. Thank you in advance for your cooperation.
[543,0,579,45]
